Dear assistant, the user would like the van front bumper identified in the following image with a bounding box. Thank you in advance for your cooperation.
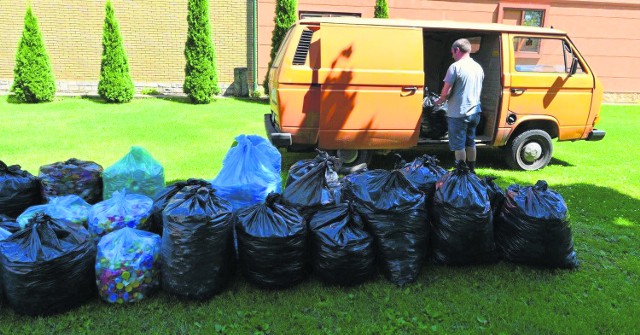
[587,129,606,141]
[264,113,292,147]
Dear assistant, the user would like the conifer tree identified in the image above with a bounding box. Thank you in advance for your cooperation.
[374,0,389,18]
[11,6,56,103]
[98,1,134,103]
[184,0,219,104]
[263,0,297,95]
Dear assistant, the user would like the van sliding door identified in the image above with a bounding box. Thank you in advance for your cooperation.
[317,25,424,149]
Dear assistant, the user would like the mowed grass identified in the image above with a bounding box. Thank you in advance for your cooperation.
[0,96,638,334]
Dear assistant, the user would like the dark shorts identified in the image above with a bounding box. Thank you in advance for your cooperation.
[447,113,481,151]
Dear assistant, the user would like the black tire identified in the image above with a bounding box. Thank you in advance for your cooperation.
[504,129,553,171]
[330,149,372,168]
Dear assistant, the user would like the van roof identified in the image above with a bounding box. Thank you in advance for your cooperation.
[299,17,566,35]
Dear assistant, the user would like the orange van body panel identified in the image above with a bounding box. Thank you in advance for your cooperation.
[275,23,424,149]
[268,18,603,153]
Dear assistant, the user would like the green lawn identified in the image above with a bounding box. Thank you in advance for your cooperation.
[0,96,638,334]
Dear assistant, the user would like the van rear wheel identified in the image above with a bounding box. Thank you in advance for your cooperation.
[504,129,553,170]
[331,149,372,170]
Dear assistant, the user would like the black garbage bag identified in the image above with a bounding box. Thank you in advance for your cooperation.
[285,150,342,187]
[395,154,447,206]
[309,202,375,286]
[150,179,212,235]
[282,151,342,220]
[0,213,96,316]
[432,161,496,265]
[495,180,578,268]
[483,176,505,217]
[421,91,448,139]
[0,161,41,218]
[39,158,104,204]
[161,185,234,300]
[236,193,307,289]
[344,170,428,286]
[0,225,11,303]
[0,214,20,233]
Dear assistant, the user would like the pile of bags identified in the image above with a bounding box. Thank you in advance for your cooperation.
[0,136,581,317]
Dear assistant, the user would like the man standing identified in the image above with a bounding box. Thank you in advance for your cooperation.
[435,38,484,173]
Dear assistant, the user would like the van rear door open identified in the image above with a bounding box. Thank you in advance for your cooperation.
[317,24,424,149]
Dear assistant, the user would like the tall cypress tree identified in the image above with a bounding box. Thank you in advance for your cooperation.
[11,6,56,103]
[184,0,219,104]
[98,1,134,103]
[374,0,389,18]
[263,0,297,95]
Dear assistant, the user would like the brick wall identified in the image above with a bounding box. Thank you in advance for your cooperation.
[0,0,251,95]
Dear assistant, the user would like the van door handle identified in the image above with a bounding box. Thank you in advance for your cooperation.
[401,86,417,96]
[511,88,526,95]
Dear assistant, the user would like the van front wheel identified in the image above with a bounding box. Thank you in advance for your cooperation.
[504,129,553,171]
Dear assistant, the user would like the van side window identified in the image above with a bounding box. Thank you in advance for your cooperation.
[514,37,584,73]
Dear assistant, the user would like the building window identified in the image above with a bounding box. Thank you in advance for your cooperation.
[299,11,361,19]
[498,3,549,55]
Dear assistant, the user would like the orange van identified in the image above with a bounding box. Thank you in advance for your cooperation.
[264,18,605,170]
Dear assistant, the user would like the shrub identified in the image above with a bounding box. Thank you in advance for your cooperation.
[98,1,134,103]
[375,0,389,18]
[141,88,160,95]
[183,0,219,104]
[11,7,56,103]
[263,0,297,95]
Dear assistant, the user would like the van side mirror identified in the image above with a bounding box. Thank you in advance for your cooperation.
[569,57,578,76]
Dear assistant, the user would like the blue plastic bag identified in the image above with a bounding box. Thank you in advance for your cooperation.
[17,195,91,228]
[102,146,165,200]
[95,227,161,304]
[88,190,153,241]
[212,135,282,211]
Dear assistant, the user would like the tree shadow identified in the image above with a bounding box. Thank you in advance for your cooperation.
[79,96,110,104]
[157,96,194,105]
[232,97,269,105]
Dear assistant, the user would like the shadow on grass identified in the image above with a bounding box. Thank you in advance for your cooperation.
[157,96,194,105]
[79,96,109,104]
[231,97,270,105]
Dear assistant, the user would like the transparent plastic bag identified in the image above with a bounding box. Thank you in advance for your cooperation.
[17,195,91,228]
[88,190,153,241]
[39,158,103,204]
[102,146,165,199]
[96,227,161,304]
[212,135,281,211]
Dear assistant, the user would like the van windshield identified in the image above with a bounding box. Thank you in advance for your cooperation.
[272,27,295,69]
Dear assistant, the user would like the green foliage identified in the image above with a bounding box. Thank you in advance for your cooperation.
[141,88,160,95]
[98,1,134,103]
[183,0,219,104]
[0,98,638,334]
[374,0,389,18]
[11,7,56,103]
[263,0,297,95]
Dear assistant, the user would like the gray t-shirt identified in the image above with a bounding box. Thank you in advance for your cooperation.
[443,57,484,118]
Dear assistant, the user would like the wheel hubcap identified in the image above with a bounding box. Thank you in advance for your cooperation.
[522,142,543,163]
[336,149,358,164]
